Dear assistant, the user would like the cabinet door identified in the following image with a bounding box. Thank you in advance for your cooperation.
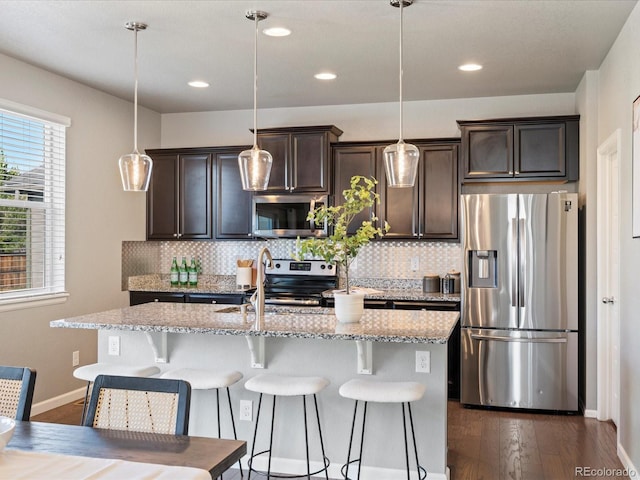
[186,293,245,304]
[292,132,329,192]
[378,146,420,239]
[515,123,565,177]
[258,133,290,191]
[130,292,185,306]
[421,144,459,239]
[332,145,378,234]
[216,151,253,239]
[461,125,513,179]
[179,153,212,239]
[147,154,178,240]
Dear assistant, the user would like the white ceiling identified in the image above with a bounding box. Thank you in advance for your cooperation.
[0,0,636,114]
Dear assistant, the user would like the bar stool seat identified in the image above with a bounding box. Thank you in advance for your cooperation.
[161,368,244,478]
[245,373,330,479]
[73,363,160,424]
[339,379,427,480]
[161,368,242,390]
[338,379,426,403]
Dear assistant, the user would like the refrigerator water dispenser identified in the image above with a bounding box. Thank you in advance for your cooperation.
[468,250,497,288]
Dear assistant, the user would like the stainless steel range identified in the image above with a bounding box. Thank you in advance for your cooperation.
[264,259,337,306]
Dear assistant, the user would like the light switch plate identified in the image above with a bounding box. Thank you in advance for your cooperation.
[410,257,420,271]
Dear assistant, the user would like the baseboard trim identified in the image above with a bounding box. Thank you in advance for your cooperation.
[30,387,86,417]
[583,408,597,418]
[617,443,639,477]
[241,455,448,480]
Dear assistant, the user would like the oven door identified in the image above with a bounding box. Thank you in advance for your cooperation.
[252,195,328,238]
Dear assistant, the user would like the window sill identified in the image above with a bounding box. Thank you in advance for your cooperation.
[0,292,70,313]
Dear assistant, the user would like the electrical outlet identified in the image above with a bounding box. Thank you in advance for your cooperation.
[108,336,120,356]
[239,400,252,421]
[416,351,430,373]
[410,256,420,271]
[72,350,80,367]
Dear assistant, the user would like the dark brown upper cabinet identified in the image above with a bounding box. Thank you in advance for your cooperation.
[214,148,253,239]
[332,139,459,240]
[146,149,213,240]
[458,115,579,183]
[257,125,343,193]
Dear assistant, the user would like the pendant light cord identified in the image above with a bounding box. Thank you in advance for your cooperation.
[398,0,404,143]
[253,14,258,148]
[133,25,140,154]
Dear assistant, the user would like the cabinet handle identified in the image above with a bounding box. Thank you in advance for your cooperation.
[508,171,513,175]
[211,300,217,304]
[173,233,178,238]
[248,233,252,237]
[515,171,520,175]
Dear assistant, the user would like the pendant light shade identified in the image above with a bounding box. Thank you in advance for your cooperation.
[119,21,152,192]
[239,10,273,191]
[383,0,418,188]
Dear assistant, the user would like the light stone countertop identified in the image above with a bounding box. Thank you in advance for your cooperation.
[50,302,459,344]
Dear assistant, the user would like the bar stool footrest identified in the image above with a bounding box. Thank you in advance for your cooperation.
[340,458,428,479]
[248,450,330,478]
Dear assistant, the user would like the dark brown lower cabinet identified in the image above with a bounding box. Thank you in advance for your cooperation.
[129,291,245,306]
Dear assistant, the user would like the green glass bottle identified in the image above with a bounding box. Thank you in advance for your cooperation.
[170,256,179,286]
[188,257,198,287]
[179,256,188,286]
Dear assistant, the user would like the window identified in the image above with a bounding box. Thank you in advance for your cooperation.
[0,100,68,309]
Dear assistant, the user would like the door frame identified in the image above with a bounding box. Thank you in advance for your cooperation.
[596,129,621,426]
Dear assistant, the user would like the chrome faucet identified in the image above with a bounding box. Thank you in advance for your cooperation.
[249,246,273,330]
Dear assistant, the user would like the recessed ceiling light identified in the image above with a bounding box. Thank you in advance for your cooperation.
[314,72,337,80]
[458,63,483,72]
[263,27,291,37]
[188,80,210,88]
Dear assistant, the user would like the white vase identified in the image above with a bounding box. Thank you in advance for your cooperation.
[334,291,365,323]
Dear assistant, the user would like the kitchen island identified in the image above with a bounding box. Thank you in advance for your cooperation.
[51,303,458,480]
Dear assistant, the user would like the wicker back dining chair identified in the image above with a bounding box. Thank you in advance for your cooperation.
[83,374,191,435]
[0,365,36,421]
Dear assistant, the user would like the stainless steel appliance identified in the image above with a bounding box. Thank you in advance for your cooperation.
[252,195,329,238]
[460,193,579,412]
[264,259,337,306]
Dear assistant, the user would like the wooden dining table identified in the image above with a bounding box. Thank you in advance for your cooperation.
[5,420,246,479]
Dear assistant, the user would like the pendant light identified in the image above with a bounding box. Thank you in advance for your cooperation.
[383,0,419,188]
[238,11,273,191]
[118,21,153,192]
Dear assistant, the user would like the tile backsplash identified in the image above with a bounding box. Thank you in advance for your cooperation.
[122,239,462,290]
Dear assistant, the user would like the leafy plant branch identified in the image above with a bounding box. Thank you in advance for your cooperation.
[295,175,389,294]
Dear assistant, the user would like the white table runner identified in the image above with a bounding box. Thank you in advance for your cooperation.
[0,449,211,479]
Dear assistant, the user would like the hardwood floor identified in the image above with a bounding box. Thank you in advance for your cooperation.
[32,399,626,479]
[447,401,626,480]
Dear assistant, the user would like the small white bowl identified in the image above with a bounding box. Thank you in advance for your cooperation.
[0,416,16,451]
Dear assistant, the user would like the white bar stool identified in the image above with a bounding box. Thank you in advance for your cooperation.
[73,363,160,424]
[338,379,427,480]
[244,373,330,479]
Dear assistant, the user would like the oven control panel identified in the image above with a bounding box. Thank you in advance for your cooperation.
[268,259,336,277]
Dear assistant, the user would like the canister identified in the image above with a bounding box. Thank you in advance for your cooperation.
[422,274,440,293]
[448,271,461,293]
[441,274,454,295]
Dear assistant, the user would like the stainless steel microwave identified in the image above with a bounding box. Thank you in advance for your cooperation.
[252,194,329,238]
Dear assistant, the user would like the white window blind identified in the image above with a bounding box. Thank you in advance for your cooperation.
[0,106,66,303]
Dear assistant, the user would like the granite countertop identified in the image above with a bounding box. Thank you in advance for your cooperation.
[127,275,460,303]
[50,302,459,344]
[128,274,250,295]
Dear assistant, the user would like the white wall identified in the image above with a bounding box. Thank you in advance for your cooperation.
[575,70,599,411]
[161,93,576,147]
[0,52,160,403]
[596,3,640,471]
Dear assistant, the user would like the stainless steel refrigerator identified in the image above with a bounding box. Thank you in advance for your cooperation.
[460,193,579,412]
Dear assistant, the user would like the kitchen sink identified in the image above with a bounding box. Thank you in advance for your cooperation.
[214,305,331,316]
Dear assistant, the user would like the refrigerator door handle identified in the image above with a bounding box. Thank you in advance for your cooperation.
[511,219,518,307]
[519,218,526,307]
[470,334,567,344]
